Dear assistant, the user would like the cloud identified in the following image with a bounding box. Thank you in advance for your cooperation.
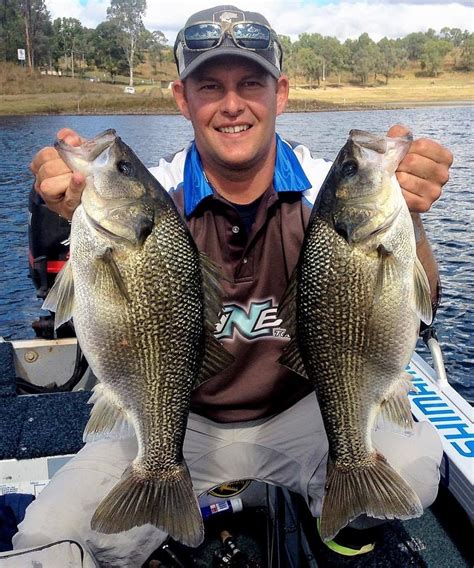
[45,0,474,44]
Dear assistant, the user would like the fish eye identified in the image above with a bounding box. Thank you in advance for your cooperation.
[341,160,358,178]
[117,160,134,176]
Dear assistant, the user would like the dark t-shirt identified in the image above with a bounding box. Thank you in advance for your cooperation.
[151,136,332,422]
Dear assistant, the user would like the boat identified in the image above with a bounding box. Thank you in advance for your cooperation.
[0,332,472,567]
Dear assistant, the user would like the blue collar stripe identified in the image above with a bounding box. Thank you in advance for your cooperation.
[273,134,312,192]
[183,135,312,216]
[184,143,213,216]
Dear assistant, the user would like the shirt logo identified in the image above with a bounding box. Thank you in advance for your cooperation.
[215,299,289,341]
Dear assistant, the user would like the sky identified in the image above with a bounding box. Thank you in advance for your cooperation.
[44,0,474,44]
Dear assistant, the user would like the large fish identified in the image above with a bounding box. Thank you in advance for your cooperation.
[279,130,433,541]
[44,129,233,547]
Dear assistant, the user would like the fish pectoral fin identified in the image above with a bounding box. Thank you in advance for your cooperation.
[199,252,226,334]
[97,247,130,302]
[193,251,235,388]
[83,383,133,442]
[374,245,400,302]
[194,331,234,389]
[376,372,414,432]
[319,453,423,542]
[42,261,75,330]
[277,268,298,338]
[412,257,433,325]
[278,338,308,379]
[91,462,204,547]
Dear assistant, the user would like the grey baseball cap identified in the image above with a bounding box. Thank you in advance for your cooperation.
[174,5,283,80]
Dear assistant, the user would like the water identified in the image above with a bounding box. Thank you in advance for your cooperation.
[0,107,472,402]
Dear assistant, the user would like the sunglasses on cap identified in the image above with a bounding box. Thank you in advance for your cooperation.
[180,21,279,52]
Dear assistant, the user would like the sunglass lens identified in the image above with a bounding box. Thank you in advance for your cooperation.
[184,23,222,49]
[233,23,271,49]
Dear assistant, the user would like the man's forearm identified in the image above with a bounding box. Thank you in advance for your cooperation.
[411,212,440,310]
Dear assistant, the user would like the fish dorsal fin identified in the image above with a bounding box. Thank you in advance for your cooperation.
[97,247,130,302]
[374,245,401,302]
[194,252,234,388]
[277,268,308,379]
[412,257,433,325]
[42,261,75,330]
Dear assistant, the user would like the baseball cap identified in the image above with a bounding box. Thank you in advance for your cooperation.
[174,5,283,80]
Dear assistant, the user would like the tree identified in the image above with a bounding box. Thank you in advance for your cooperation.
[53,18,85,77]
[459,33,474,71]
[0,2,23,63]
[18,0,53,69]
[421,39,452,76]
[91,20,129,82]
[296,33,327,86]
[377,37,406,85]
[106,0,147,86]
[402,32,429,61]
[296,47,325,88]
[142,29,168,76]
[347,33,380,85]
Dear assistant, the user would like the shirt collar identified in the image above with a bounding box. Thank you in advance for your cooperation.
[183,134,312,217]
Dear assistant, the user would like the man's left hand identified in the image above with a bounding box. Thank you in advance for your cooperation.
[387,125,453,213]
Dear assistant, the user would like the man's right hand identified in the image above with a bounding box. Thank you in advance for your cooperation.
[30,128,86,220]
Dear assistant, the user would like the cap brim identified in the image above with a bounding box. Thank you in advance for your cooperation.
[179,47,281,80]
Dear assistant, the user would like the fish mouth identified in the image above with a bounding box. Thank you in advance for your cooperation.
[215,124,251,134]
[56,129,117,169]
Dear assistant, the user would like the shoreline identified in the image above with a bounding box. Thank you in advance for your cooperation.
[0,99,472,118]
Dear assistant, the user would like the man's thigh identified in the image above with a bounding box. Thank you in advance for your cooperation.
[13,437,167,568]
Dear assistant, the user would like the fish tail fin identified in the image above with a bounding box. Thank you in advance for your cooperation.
[91,462,204,547]
[319,452,422,541]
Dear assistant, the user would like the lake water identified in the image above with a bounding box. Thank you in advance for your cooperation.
[0,107,472,402]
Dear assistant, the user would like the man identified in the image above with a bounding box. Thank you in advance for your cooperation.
[12,5,452,567]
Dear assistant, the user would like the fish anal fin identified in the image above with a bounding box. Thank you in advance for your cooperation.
[83,384,133,442]
[91,461,204,548]
[412,257,433,325]
[98,247,130,302]
[319,452,422,541]
[377,372,414,433]
[42,261,75,330]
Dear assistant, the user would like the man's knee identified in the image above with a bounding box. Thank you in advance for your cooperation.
[373,419,443,509]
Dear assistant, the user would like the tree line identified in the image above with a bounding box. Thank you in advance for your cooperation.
[0,0,168,86]
[1,0,473,87]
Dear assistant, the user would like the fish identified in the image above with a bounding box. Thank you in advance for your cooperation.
[278,129,433,541]
[43,129,233,547]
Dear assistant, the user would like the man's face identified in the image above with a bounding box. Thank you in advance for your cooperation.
[173,57,289,174]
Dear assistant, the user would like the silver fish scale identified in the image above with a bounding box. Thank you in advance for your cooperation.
[297,216,418,467]
[72,205,205,478]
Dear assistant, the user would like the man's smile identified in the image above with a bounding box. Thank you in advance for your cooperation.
[216,125,252,134]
